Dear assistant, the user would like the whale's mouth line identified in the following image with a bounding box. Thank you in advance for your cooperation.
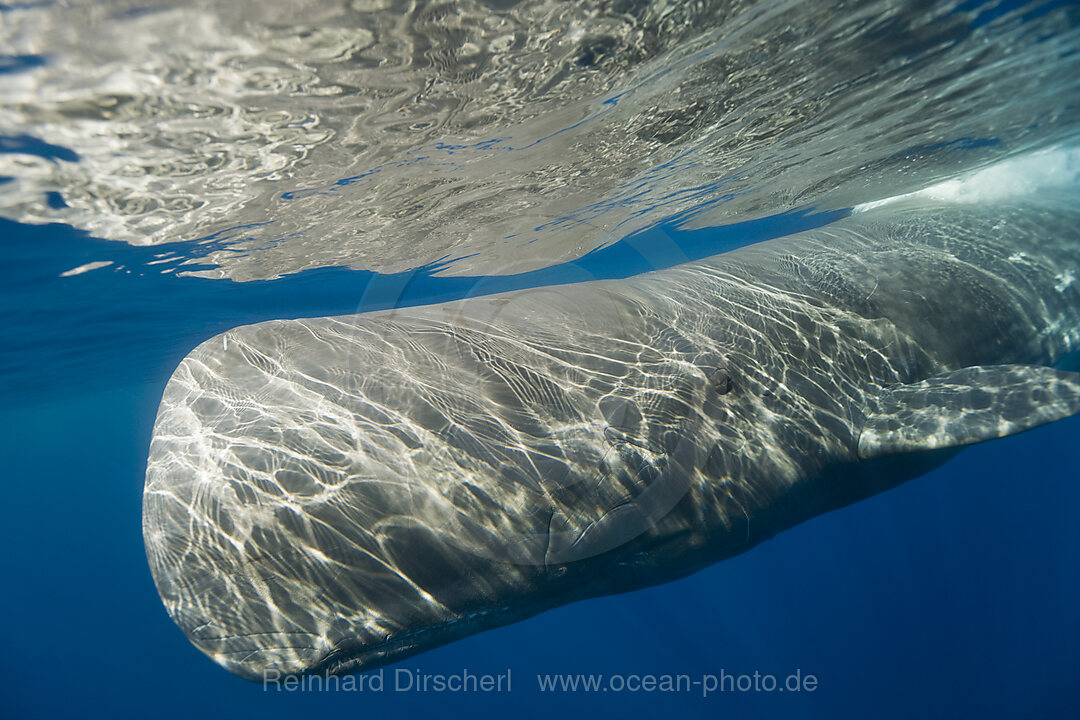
[307,603,520,678]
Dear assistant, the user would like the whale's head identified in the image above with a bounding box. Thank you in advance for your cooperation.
[143,288,726,680]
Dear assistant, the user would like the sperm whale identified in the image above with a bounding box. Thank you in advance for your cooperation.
[143,191,1080,680]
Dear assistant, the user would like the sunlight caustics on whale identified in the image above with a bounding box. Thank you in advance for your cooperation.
[143,182,1080,679]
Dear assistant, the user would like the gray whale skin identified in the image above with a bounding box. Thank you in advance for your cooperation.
[143,196,1080,680]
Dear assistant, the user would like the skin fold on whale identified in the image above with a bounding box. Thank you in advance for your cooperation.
[143,192,1080,681]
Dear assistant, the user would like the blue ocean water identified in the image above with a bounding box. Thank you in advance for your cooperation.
[3,0,1080,718]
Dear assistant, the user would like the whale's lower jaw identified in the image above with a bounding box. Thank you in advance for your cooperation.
[196,604,528,682]
[304,600,552,680]
[161,578,536,682]
[169,551,644,682]
[155,505,720,682]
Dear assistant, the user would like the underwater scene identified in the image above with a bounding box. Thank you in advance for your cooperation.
[2,0,1079,717]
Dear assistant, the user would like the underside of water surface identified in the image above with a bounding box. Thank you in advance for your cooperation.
[1,0,1077,281]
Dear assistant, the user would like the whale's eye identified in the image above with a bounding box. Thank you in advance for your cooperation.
[708,368,733,395]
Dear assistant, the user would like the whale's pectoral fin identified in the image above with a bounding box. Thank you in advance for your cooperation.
[858,364,1080,460]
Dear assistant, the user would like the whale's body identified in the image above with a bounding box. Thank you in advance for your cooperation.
[143,194,1080,680]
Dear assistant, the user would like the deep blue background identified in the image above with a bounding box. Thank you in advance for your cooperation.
[0,215,1078,719]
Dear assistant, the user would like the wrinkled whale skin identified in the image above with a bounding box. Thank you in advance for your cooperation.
[144,194,1080,680]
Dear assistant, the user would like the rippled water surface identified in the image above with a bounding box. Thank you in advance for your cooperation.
[3,0,1079,281]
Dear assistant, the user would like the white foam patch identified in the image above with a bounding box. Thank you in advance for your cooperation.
[855,145,1080,212]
